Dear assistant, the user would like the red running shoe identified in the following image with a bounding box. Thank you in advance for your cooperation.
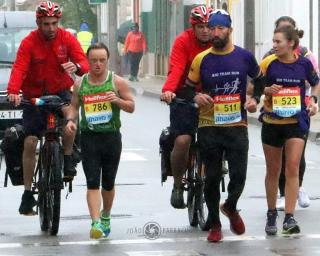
[220,203,245,235]
[207,224,223,243]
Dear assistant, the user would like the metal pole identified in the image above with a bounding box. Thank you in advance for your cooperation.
[9,0,15,11]
[244,0,255,55]
[97,4,101,42]
[310,0,313,51]
[108,0,120,74]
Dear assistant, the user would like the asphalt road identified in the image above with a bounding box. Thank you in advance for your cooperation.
[1,93,320,255]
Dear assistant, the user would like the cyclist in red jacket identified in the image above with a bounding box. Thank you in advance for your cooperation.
[7,1,89,216]
[160,5,214,209]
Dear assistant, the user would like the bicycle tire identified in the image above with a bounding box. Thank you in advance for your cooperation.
[48,141,63,236]
[195,150,210,231]
[38,141,63,236]
[187,148,198,227]
[38,142,49,232]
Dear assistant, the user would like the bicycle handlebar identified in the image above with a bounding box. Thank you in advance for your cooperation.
[20,95,66,108]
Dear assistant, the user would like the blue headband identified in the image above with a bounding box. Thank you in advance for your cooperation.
[208,10,232,28]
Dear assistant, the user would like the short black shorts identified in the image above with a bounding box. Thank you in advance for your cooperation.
[169,100,198,137]
[22,90,72,137]
[81,131,122,190]
[261,122,307,148]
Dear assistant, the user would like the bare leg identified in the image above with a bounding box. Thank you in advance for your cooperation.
[87,189,101,221]
[22,136,38,190]
[63,129,76,155]
[62,107,76,155]
[263,144,282,210]
[284,138,304,214]
[171,134,192,188]
[101,188,115,214]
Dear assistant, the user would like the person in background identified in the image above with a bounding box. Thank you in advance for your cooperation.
[124,22,147,82]
[65,42,135,239]
[263,16,319,211]
[77,21,94,53]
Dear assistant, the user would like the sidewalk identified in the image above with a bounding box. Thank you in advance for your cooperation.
[129,76,320,141]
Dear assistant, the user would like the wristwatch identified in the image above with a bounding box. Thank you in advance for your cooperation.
[310,95,318,104]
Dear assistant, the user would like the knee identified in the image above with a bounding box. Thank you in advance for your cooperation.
[285,165,299,179]
[265,167,280,181]
[24,136,38,152]
[86,178,100,190]
[174,135,191,151]
[102,180,115,191]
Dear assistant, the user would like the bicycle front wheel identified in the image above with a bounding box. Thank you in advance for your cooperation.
[39,141,63,236]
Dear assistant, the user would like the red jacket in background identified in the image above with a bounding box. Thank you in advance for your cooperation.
[124,31,147,53]
[8,28,89,99]
[162,28,212,93]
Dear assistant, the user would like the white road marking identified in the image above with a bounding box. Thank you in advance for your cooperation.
[125,251,201,256]
[1,234,320,249]
[121,152,147,161]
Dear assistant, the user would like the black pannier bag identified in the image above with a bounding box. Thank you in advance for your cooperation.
[0,124,25,186]
[159,127,174,183]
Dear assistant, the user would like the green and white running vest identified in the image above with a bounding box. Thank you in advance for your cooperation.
[78,71,121,132]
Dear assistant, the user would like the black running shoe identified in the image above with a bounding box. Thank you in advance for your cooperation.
[265,209,278,235]
[170,186,186,209]
[19,190,36,215]
[282,216,300,235]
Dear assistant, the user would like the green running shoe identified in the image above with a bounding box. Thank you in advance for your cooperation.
[100,211,111,237]
[90,221,103,239]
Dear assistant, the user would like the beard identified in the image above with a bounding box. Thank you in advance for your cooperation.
[212,36,229,49]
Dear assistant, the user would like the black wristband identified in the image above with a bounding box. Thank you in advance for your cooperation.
[310,95,318,104]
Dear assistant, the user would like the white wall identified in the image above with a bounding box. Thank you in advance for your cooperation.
[255,0,310,61]
[230,0,244,47]
[184,0,206,5]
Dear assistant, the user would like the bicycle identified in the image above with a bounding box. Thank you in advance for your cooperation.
[22,95,72,235]
[186,139,229,230]
[159,98,229,231]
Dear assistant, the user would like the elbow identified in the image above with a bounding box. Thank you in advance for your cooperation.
[128,104,135,113]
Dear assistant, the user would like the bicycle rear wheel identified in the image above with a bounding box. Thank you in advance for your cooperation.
[195,151,210,231]
[39,141,63,235]
[187,148,198,227]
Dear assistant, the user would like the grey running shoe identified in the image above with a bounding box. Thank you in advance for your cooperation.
[170,186,186,209]
[265,210,278,235]
[282,216,300,235]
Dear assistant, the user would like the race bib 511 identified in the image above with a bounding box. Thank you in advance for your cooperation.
[214,94,241,124]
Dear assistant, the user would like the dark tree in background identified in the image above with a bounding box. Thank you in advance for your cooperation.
[59,0,97,38]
